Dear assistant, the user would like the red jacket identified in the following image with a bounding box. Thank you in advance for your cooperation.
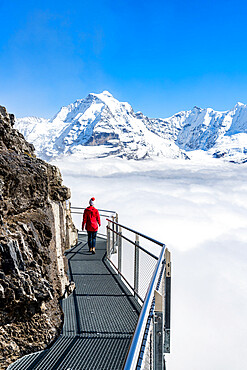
[82,206,101,232]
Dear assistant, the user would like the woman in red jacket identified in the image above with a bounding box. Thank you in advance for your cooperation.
[82,197,101,254]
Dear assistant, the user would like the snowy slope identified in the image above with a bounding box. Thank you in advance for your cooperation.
[145,103,246,147]
[142,102,247,162]
[16,116,50,154]
[15,92,247,162]
[15,91,187,160]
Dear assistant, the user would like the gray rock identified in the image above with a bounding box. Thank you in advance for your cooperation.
[0,105,77,369]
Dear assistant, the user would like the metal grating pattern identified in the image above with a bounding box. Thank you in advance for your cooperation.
[32,335,132,370]
[60,295,77,335]
[72,274,126,295]
[7,351,45,370]
[76,295,139,334]
[69,260,112,275]
[55,336,131,370]
[34,336,76,370]
[8,234,141,370]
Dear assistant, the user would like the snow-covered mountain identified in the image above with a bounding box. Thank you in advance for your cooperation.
[15,91,247,162]
[144,102,247,162]
[16,91,188,160]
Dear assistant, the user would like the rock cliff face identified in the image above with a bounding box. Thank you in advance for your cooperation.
[0,106,77,369]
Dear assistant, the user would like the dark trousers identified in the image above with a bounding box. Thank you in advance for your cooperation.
[87,231,97,250]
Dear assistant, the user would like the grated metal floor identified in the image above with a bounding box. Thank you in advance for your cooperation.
[8,234,141,370]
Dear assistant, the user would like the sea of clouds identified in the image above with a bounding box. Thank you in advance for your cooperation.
[53,156,247,370]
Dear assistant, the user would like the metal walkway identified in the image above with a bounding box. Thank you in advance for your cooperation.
[9,234,141,370]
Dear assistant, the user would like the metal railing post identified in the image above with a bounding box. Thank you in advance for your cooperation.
[118,226,122,274]
[154,290,164,370]
[116,213,119,250]
[107,221,111,258]
[164,248,171,354]
[112,215,117,253]
[134,234,140,299]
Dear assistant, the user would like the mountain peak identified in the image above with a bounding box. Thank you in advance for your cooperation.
[101,90,113,96]
[91,90,114,99]
[234,102,245,108]
[15,93,247,163]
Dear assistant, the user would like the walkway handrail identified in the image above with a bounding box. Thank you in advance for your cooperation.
[107,226,158,261]
[123,244,166,370]
[71,206,117,214]
[106,219,164,247]
[69,208,171,368]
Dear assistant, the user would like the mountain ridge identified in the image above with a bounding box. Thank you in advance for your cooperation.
[15,91,247,163]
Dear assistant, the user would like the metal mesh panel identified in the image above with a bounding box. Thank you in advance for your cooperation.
[138,236,161,260]
[138,248,157,301]
[108,227,160,305]
[121,234,135,288]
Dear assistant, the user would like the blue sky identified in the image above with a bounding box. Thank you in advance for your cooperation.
[1,0,247,118]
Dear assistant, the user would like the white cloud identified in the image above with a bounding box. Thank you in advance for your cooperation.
[55,157,247,370]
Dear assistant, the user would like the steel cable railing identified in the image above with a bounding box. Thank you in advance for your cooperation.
[106,218,171,369]
[123,245,166,369]
[69,206,171,369]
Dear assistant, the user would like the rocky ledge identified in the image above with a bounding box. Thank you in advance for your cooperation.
[0,106,77,369]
